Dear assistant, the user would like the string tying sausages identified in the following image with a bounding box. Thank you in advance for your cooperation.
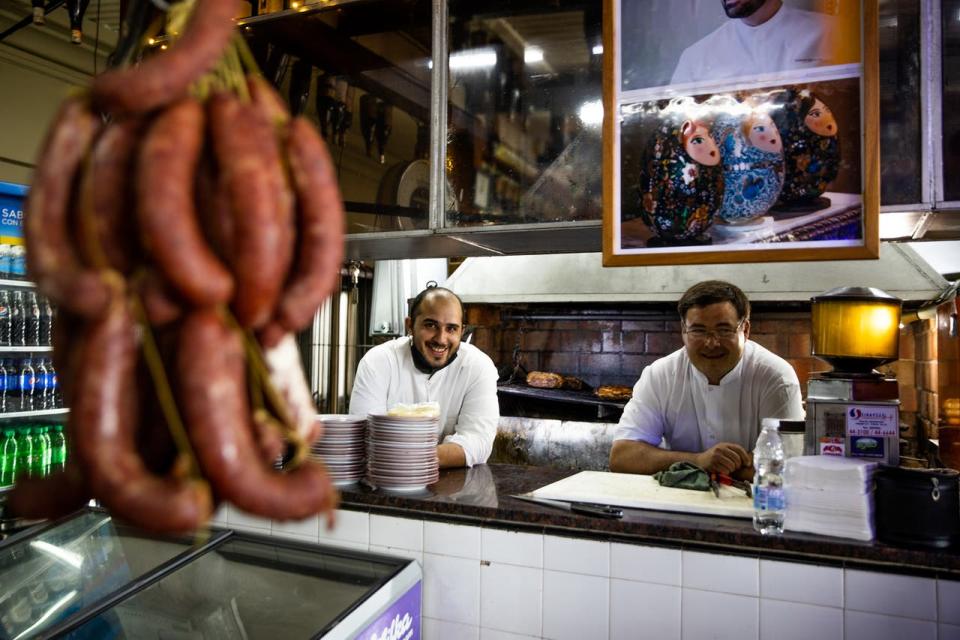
[8,0,344,533]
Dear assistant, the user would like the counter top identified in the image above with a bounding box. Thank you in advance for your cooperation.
[339,463,960,579]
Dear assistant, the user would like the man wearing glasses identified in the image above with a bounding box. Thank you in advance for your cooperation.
[609,280,803,477]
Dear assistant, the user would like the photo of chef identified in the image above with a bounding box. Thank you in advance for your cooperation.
[616,76,863,252]
[620,0,860,94]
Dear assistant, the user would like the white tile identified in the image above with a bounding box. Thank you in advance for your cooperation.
[542,570,609,640]
[480,629,539,640]
[272,514,319,541]
[370,514,423,551]
[318,509,369,545]
[369,544,423,567]
[941,623,960,640]
[940,579,960,625]
[480,563,542,636]
[843,610,936,640]
[845,569,937,620]
[229,508,272,532]
[270,531,319,546]
[482,528,543,568]
[424,521,482,559]
[682,551,758,597]
[423,553,481,626]
[760,599,842,640]
[423,617,479,640]
[681,589,758,640]
[610,579,680,640]
[210,504,230,526]
[610,543,681,586]
[760,560,843,608]
[543,535,609,577]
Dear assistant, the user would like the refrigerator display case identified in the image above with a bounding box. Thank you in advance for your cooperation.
[0,508,421,639]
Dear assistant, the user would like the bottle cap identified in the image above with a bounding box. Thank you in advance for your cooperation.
[761,418,780,430]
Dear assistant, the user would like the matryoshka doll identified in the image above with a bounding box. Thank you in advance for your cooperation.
[771,88,840,209]
[638,105,724,245]
[712,95,785,225]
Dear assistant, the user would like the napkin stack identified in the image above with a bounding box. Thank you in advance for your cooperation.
[783,455,878,541]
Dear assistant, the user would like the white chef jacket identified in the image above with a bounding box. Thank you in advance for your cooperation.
[671,5,836,85]
[614,341,804,453]
[349,337,499,467]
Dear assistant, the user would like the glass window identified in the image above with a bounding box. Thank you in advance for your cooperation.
[243,0,434,233]
[943,0,960,201]
[879,0,922,206]
[445,0,604,226]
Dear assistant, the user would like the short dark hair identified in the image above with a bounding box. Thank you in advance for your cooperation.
[407,283,464,321]
[677,280,750,321]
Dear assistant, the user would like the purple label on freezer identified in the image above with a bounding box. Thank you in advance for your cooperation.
[357,580,421,640]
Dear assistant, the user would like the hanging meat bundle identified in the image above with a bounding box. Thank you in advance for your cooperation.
[7,0,345,533]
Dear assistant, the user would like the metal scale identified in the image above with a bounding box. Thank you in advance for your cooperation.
[805,287,903,466]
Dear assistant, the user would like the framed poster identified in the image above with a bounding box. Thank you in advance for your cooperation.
[602,0,879,266]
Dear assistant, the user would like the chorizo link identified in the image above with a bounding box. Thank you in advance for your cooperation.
[90,0,240,116]
[24,97,116,317]
[76,118,143,274]
[73,296,212,534]
[208,92,292,328]
[275,116,345,333]
[136,97,234,306]
[178,309,338,520]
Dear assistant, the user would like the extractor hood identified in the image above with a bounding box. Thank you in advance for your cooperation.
[445,242,949,304]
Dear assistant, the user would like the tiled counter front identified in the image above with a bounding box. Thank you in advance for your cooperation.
[211,463,960,640]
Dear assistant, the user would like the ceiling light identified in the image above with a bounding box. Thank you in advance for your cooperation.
[524,47,544,64]
[449,48,497,72]
[578,100,604,126]
[592,44,603,55]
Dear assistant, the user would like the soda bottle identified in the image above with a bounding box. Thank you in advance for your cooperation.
[0,429,16,486]
[35,359,48,411]
[19,359,35,412]
[50,424,66,473]
[30,426,48,478]
[0,290,10,346]
[14,426,35,480]
[25,292,40,347]
[39,295,53,347]
[753,418,786,535]
[9,291,23,346]
[6,359,19,412]
[47,361,60,409]
[0,358,7,413]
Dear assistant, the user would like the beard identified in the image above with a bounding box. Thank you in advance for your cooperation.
[722,0,768,19]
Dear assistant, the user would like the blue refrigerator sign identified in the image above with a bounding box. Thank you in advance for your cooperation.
[356,580,421,640]
[0,181,27,245]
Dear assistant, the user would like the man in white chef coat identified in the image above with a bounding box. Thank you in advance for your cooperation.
[609,280,804,477]
[670,0,837,86]
[349,285,499,468]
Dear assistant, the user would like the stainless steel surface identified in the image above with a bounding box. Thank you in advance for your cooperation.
[445,242,948,304]
[429,0,447,231]
[921,0,944,205]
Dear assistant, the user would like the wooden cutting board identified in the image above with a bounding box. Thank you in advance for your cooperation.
[531,470,754,519]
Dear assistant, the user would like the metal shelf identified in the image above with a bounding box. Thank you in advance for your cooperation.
[0,408,69,420]
[0,346,52,353]
[0,279,34,289]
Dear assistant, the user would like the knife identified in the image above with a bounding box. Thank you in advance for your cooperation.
[512,494,624,519]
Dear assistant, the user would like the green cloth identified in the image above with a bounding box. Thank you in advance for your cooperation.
[652,461,712,492]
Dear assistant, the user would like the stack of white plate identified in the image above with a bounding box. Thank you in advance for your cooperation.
[366,414,440,492]
[311,414,368,486]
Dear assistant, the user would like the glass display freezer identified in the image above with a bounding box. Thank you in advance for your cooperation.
[0,508,421,640]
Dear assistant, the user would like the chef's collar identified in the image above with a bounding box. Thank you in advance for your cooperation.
[410,339,458,375]
[689,352,745,388]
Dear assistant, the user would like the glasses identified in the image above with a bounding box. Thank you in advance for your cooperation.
[683,319,745,341]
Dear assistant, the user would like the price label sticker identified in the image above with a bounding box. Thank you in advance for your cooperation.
[845,405,898,437]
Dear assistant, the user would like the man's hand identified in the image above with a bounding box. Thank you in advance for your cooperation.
[695,443,751,475]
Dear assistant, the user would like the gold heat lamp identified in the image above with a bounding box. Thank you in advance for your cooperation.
[810,286,902,375]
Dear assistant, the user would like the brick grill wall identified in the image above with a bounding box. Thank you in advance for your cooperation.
[465,305,831,397]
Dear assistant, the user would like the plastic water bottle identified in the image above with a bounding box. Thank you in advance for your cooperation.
[47,361,60,409]
[0,429,16,486]
[39,295,53,346]
[50,424,66,473]
[0,290,10,346]
[25,291,40,346]
[5,358,19,412]
[19,358,35,412]
[9,290,23,346]
[753,418,785,535]
[30,426,48,477]
[35,359,48,410]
